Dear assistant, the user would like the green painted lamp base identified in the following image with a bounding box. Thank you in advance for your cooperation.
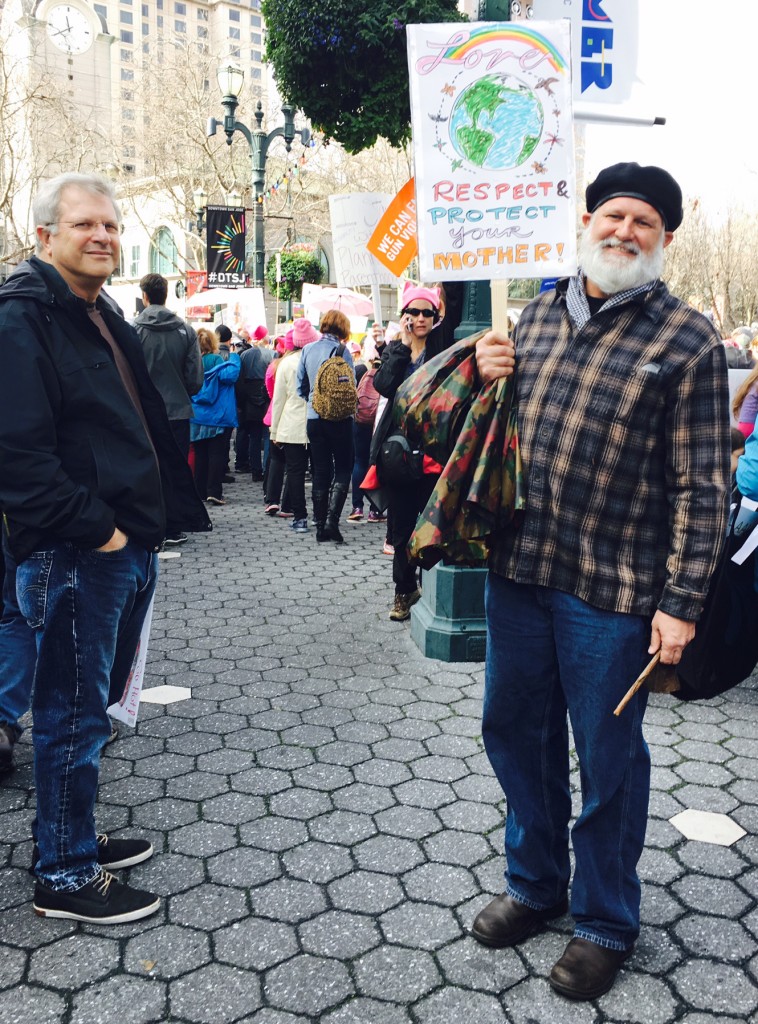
[410,563,488,662]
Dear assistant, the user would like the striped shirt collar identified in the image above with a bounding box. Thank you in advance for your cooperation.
[566,273,658,330]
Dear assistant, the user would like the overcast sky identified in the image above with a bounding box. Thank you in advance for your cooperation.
[580,0,758,215]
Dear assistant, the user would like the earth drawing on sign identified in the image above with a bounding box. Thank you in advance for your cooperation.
[450,73,544,170]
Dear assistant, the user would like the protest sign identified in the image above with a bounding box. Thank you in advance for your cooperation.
[530,0,638,104]
[107,596,155,727]
[329,194,401,288]
[407,21,576,281]
[366,178,419,277]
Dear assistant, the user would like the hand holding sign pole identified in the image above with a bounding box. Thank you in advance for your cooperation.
[406,21,576,332]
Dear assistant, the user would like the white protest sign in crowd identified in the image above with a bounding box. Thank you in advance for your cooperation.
[406,20,577,281]
[328,193,401,289]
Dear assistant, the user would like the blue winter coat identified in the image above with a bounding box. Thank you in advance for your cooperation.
[736,431,758,500]
[191,353,241,428]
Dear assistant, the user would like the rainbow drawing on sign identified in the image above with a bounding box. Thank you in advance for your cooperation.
[416,26,568,77]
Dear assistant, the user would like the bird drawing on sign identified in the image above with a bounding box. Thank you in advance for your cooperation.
[532,161,546,173]
[429,113,448,123]
[535,77,559,97]
[451,159,462,171]
[544,134,564,147]
[441,83,455,96]
[434,140,446,152]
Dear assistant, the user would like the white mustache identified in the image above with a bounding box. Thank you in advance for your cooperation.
[601,239,641,256]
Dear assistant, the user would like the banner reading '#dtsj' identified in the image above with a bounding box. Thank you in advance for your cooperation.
[407,21,577,281]
[206,205,247,287]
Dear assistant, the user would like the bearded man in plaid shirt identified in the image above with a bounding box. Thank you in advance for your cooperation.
[471,163,730,1000]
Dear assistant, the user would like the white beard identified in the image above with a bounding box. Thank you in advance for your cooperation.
[579,228,665,296]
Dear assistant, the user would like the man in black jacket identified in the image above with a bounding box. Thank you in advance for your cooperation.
[0,172,211,924]
[134,272,202,544]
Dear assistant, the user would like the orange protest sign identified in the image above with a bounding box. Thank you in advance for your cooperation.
[366,178,418,276]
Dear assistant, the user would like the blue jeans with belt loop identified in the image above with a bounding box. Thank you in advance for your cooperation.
[483,573,650,951]
[16,539,158,891]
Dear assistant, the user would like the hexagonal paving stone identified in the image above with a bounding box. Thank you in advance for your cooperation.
[28,933,119,989]
[402,862,479,906]
[353,945,441,1003]
[282,841,354,884]
[1,985,66,1024]
[168,883,248,930]
[379,900,462,950]
[265,954,354,1016]
[124,924,210,979]
[321,998,413,1024]
[207,846,281,888]
[169,821,237,858]
[670,808,747,846]
[215,917,298,971]
[671,960,758,1016]
[328,870,404,914]
[354,834,425,875]
[299,910,381,959]
[170,963,261,1023]
[251,878,327,923]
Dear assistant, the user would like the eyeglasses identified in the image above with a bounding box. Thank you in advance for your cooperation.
[404,307,435,318]
[48,221,122,236]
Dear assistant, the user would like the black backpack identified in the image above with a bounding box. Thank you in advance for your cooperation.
[676,499,758,700]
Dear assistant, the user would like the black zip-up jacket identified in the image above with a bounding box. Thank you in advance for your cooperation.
[0,257,211,563]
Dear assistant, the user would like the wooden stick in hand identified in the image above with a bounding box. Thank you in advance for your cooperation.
[613,651,662,716]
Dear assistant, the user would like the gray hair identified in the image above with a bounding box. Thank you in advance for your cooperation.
[33,173,121,253]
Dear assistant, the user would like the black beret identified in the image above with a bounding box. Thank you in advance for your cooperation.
[585,162,683,231]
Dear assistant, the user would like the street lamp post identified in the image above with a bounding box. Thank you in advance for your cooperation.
[207,60,310,288]
[192,187,207,235]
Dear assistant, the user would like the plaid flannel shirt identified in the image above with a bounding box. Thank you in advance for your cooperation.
[490,277,731,620]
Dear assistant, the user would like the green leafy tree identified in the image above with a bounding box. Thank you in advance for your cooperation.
[266,245,324,301]
[262,1,466,153]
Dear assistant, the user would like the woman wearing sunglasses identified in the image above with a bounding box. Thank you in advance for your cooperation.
[371,283,444,621]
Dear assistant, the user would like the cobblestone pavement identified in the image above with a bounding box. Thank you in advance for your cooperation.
[2,476,758,1024]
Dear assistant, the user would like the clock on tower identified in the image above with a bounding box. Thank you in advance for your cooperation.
[45,4,94,54]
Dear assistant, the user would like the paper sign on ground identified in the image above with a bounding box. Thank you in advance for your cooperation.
[407,21,576,281]
[108,596,155,727]
[328,194,401,288]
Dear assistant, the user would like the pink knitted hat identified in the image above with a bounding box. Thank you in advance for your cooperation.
[292,318,321,348]
[401,282,441,310]
[252,325,268,341]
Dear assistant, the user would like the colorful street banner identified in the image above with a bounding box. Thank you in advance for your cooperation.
[328,193,401,288]
[530,0,638,104]
[407,21,577,281]
[366,178,419,277]
[206,205,247,287]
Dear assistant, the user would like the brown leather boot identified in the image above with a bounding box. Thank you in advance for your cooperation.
[550,937,633,1000]
[472,893,568,948]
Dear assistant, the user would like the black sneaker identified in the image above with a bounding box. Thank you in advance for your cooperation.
[163,533,188,546]
[0,722,18,774]
[33,870,160,924]
[30,833,153,875]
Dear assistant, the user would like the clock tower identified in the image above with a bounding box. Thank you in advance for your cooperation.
[45,3,96,54]
[0,0,116,262]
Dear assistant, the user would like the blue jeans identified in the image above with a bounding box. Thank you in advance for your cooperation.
[0,537,36,734]
[246,421,268,476]
[483,574,650,951]
[351,420,373,510]
[17,540,158,891]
